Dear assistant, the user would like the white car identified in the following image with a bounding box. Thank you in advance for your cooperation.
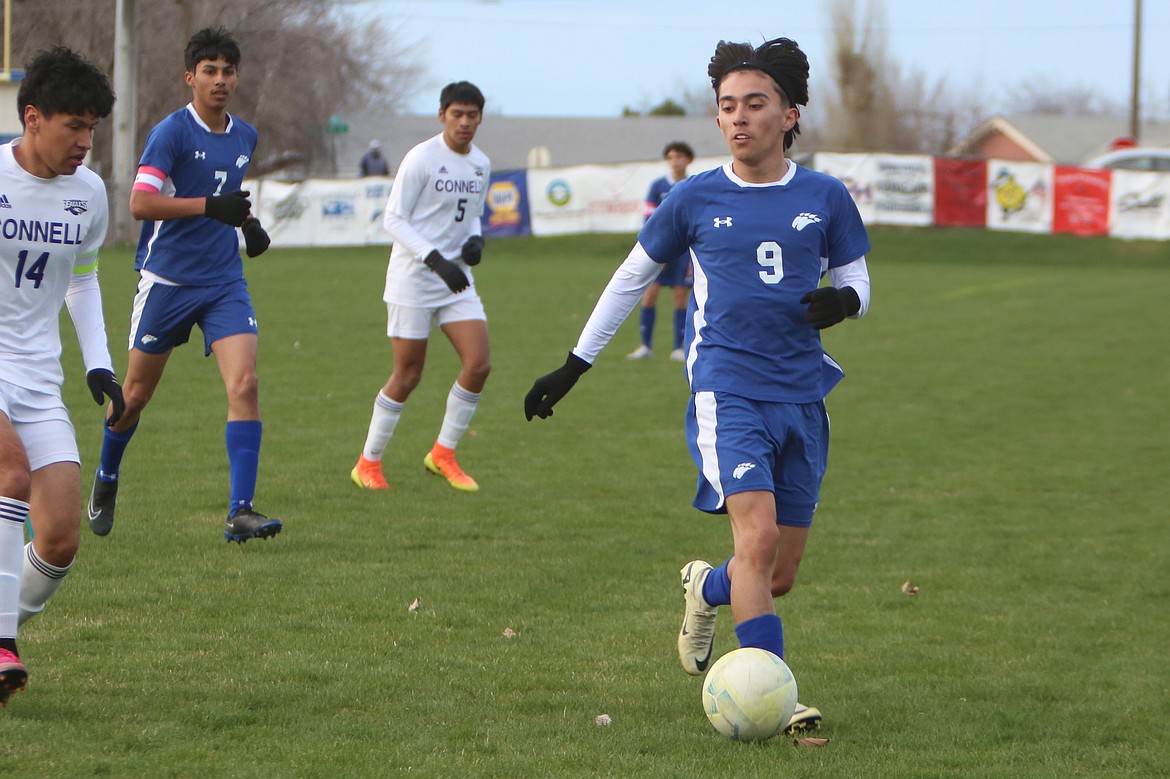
[1083,148,1170,172]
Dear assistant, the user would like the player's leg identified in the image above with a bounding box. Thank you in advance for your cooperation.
[91,274,190,537]
[212,331,279,542]
[670,283,689,360]
[629,282,660,359]
[89,347,170,536]
[20,461,80,626]
[353,303,432,490]
[424,314,489,492]
[0,414,30,705]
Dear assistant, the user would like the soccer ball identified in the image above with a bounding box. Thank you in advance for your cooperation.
[702,647,798,742]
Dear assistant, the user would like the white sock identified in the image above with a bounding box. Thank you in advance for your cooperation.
[18,542,72,627]
[362,391,405,461]
[437,382,481,450]
[0,498,28,639]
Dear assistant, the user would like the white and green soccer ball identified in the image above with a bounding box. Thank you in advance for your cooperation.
[702,647,798,742]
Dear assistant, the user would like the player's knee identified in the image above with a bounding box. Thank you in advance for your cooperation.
[226,371,260,405]
[0,467,32,503]
[121,382,155,414]
[770,570,798,597]
[32,527,79,566]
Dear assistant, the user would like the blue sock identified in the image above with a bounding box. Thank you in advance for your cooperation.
[702,559,733,607]
[226,420,262,516]
[639,306,656,349]
[673,308,686,349]
[734,613,784,659]
[98,423,138,481]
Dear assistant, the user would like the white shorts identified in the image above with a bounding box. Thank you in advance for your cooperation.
[385,295,487,340]
[0,378,79,470]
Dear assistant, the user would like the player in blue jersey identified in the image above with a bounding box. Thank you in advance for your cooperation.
[627,141,694,362]
[88,27,280,544]
[525,37,871,734]
[0,47,122,705]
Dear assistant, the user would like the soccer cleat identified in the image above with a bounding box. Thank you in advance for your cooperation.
[0,649,27,708]
[669,348,685,362]
[87,471,119,537]
[424,443,479,492]
[627,345,653,360]
[351,455,389,490]
[678,560,718,675]
[224,507,283,543]
[785,703,823,734]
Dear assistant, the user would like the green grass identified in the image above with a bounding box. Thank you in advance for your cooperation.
[3,228,1168,777]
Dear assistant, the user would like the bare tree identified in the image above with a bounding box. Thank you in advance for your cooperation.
[1004,77,1122,116]
[9,0,424,177]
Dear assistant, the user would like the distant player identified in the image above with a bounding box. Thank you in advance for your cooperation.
[350,81,491,493]
[526,37,871,734]
[88,27,279,544]
[627,141,694,362]
[0,47,123,705]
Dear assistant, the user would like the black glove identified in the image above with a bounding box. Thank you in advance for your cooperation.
[242,217,271,258]
[204,190,252,227]
[461,235,484,266]
[423,249,470,293]
[86,368,125,427]
[800,286,861,330]
[524,353,591,421]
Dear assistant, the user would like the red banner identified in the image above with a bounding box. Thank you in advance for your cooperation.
[1052,166,1111,235]
[933,158,987,227]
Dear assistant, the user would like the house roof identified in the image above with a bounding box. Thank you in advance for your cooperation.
[951,113,1170,164]
[331,113,728,176]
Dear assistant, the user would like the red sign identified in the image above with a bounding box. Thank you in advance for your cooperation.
[934,158,987,227]
[1052,166,1110,236]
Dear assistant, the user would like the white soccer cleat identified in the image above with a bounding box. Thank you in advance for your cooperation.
[785,702,823,734]
[669,348,685,362]
[678,560,717,675]
[627,345,653,359]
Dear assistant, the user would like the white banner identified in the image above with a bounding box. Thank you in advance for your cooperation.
[812,153,876,223]
[249,177,393,248]
[870,154,934,226]
[985,160,1053,234]
[1108,170,1170,240]
[527,156,725,236]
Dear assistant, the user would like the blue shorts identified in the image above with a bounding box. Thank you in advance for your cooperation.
[129,276,258,356]
[686,391,829,527]
[655,253,693,288]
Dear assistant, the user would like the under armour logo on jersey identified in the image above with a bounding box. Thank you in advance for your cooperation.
[235,155,249,168]
[713,216,733,228]
[194,150,206,160]
[733,462,757,479]
[792,212,822,231]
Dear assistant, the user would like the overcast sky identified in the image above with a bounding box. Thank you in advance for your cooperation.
[344,0,1169,121]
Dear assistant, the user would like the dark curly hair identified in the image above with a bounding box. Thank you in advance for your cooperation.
[185,27,240,72]
[17,46,114,126]
[708,37,810,151]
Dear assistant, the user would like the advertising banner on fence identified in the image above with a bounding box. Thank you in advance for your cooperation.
[527,157,726,237]
[482,169,531,238]
[985,160,1053,234]
[1108,170,1170,240]
[251,177,392,247]
[1052,166,1110,236]
[812,153,933,226]
[934,158,987,228]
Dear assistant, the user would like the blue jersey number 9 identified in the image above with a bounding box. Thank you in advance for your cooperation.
[756,241,783,284]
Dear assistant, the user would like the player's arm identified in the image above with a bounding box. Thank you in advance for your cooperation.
[129,166,251,226]
[800,256,871,329]
[524,243,662,421]
[64,259,125,424]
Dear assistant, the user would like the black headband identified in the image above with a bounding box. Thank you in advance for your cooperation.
[729,61,802,107]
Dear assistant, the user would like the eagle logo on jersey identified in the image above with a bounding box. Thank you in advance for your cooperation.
[63,199,88,215]
[792,212,822,231]
[733,462,757,479]
[235,155,249,169]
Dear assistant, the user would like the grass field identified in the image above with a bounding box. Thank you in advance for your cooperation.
[3,228,1168,777]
